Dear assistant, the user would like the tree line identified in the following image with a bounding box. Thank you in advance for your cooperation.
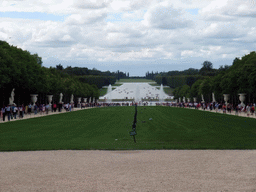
[0,41,122,106]
[152,52,256,104]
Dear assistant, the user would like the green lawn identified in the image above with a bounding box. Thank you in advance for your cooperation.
[1,106,256,151]
[164,87,174,95]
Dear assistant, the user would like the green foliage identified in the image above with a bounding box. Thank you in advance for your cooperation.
[172,52,256,103]
[77,75,116,89]
[0,41,99,105]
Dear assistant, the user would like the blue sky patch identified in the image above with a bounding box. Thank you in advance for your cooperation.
[106,12,143,23]
[0,11,69,21]
[186,8,199,15]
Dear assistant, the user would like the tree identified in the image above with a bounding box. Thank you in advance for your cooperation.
[199,61,213,75]
[56,64,63,70]
[32,53,43,66]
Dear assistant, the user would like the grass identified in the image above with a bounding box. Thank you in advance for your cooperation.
[164,87,174,95]
[1,106,256,151]
[99,88,116,96]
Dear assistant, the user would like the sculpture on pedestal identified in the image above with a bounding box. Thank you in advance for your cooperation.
[212,92,216,103]
[193,97,197,103]
[201,94,205,103]
[9,88,15,105]
[223,94,229,107]
[59,93,63,103]
[30,94,38,105]
[238,93,246,107]
[183,97,186,103]
[70,94,74,104]
[84,98,87,103]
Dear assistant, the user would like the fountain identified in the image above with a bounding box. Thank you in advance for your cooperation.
[134,84,141,104]
[159,84,165,103]
[106,84,112,103]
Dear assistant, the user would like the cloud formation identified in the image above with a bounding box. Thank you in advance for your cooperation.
[0,0,255,75]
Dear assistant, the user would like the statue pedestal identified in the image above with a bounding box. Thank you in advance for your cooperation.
[239,93,246,107]
[47,95,53,111]
[30,94,38,106]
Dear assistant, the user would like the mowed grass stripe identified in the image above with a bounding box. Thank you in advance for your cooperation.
[1,106,256,151]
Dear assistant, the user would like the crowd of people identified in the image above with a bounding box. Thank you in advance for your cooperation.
[172,102,256,117]
[2,101,255,122]
[0,102,86,122]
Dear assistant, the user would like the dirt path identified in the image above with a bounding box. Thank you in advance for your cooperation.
[0,150,256,191]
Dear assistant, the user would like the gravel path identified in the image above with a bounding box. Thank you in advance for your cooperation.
[1,150,256,191]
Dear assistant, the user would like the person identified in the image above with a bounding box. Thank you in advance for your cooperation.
[46,104,49,114]
[22,104,25,117]
[222,104,226,114]
[42,104,45,115]
[39,104,43,115]
[250,103,255,116]
[28,103,32,115]
[6,105,11,121]
[53,103,57,112]
[1,106,6,121]
[13,105,18,119]
[235,105,239,115]
[19,105,23,118]
[246,104,251,117]
[34,104,38,115]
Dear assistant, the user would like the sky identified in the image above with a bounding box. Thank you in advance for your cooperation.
[0,0,256,76]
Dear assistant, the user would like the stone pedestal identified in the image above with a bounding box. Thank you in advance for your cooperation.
[238,93,246,107]
[223,94,230,108]
[47,95,53,110]
[30,94,38,106]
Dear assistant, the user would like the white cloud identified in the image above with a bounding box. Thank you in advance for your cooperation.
[0,0,255,75]
[143,4,194,29]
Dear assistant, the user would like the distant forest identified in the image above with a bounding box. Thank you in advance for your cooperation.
[0,41,126,105]
[145,52,256,104]
[1,40,255,105]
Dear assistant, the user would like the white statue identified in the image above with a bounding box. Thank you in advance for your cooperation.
[70,94,74,103]
[59,93,63,103]
[201,94,205,103]
[212,92,216,102]
[9,88,15,105]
